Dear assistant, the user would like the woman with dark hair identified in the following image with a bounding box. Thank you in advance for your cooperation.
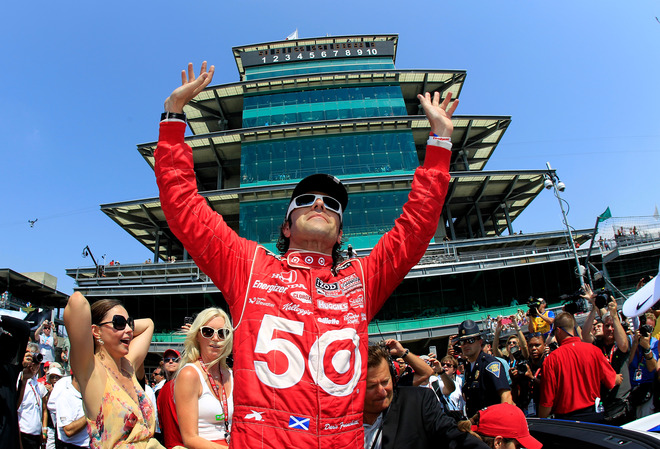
[63,293,157,448]
[457,403,542,449]
[174,307,234,448]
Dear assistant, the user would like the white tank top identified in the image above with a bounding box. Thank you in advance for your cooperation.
[181,363,233,441]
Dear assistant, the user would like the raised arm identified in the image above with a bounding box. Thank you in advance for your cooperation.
[63,292,95,384]
[35,319,45,341]
[385,339,433,386]
[493,317,504,358]
[608,298,629,353]
[155,62,255,307]
[126,318,155,369]
[512,316,529,359]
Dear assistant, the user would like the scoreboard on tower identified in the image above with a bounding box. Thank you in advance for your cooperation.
[239,40,395,68]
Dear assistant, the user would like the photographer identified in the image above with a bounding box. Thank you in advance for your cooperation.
[628,324,658,418]
[17,343,48,449]
[527,298,554,337]
[582,287,633,424]
[35,319,58,364]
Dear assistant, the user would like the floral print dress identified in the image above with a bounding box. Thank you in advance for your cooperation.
[87,365,156,448]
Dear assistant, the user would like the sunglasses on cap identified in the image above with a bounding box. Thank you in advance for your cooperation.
[164,357,179,363]
[286,194,343,220]
[99,315,135,331]
[200,326,230,340]
[459,337,479,345]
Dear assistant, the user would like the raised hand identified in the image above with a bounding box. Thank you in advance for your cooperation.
[417,91,459,137]
[164,61,215,113]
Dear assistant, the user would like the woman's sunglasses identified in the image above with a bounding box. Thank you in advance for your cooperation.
[200,326,230,340]
[98,315,135,331]
[286,194,343,219]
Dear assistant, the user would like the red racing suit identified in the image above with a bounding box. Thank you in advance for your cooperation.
[155,121,451,448]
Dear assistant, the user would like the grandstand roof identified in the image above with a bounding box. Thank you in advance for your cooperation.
[100,169,547,258]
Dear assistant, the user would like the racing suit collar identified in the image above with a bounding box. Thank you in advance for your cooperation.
[285,249,332,269]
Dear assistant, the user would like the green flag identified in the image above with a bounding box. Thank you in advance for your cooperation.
[598,206,612,223]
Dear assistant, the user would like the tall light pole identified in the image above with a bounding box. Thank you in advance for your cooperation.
[544,162,585,287]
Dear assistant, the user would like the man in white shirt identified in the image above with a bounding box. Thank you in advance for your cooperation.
[17,343,48,449]
[55,375,89,449]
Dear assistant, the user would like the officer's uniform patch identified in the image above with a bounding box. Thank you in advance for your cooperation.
[485,361,501,378]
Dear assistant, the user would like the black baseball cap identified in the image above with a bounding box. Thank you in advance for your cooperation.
[288,174,348,217]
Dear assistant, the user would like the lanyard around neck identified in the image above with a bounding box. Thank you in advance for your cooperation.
[198,358,230,439]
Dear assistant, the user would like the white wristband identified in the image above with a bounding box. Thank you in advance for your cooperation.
[427,137,452,150]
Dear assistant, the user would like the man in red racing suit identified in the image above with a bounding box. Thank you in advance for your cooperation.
[154,62,458,449]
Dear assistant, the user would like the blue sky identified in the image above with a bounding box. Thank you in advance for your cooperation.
[1,1,659,295]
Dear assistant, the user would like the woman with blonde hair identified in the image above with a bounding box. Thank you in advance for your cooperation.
[174,307,234,448]
[63,293,158,448]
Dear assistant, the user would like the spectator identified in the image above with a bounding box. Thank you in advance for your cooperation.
[157,348,183,449]
[363,345,488,449]
[175,308,233,448]
[155,61,457,448]
[42,366,63,449]
[493,317,529,373]
[429,355,465,420]
[457,320,512,417]
[55,374,90,449]
[539,312,619,422]
[527,298,554,336]
[162,348,180,382]
[63,293,157,448]
[152,365,166,393]
[46,372,71,449]
[17,343,48,449]
[60,347,69,373]
[457,403,542,449]
[35,319,57,364]
[628,326,658,418]
[382,339,433,387]
[511,333,546,416]
[0,315,31,448]
[582,288,633,424]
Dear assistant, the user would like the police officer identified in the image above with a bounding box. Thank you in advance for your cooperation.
[457,320,513,417]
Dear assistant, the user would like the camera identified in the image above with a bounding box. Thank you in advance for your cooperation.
[30,351,43,364]
[527,297,542,317]
[509,345,528,374]
[559,290,588,315]
[591,287,612,310]
[640,324,654,338]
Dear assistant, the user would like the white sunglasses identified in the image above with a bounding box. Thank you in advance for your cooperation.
[286,194,343,220]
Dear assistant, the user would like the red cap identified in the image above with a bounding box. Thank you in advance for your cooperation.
[472,403,542,449]
[163,349,180,358]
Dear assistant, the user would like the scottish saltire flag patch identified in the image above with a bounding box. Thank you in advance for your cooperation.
[289,415,310,431]
[485,361,501,378]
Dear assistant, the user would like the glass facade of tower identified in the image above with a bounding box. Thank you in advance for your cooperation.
[239,52,420,250]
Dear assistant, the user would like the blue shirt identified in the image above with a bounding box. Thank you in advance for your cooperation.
[629,337,658,386]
